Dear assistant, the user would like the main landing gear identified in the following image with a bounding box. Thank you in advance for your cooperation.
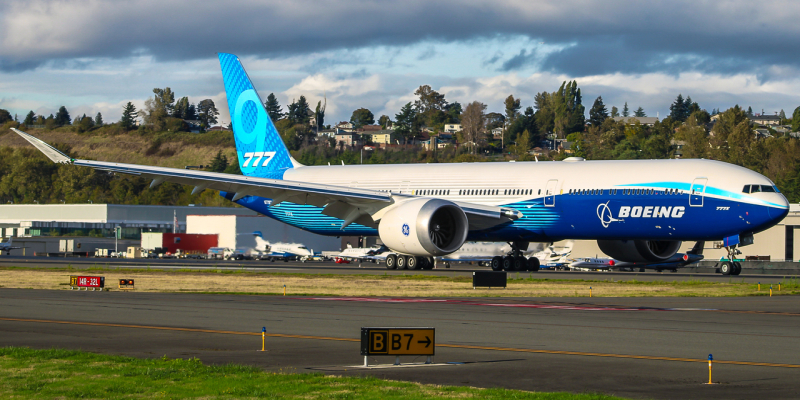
[490,241,540,272]
[385,254,434,270]
[720,245,742,276]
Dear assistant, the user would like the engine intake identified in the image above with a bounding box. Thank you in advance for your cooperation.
[597,240,682,263]
[378,198,469,256]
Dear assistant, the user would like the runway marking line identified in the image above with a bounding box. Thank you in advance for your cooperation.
[2,316,798,369]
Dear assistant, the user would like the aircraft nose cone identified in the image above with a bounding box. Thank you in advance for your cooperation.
[769,195,790,221]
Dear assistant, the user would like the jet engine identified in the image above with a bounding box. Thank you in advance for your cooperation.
[378,198,469,256]
[597,240,682,263]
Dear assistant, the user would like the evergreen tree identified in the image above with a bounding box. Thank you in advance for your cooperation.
[287,96,310,125]
[94,112,103,126]
[589,96,608,126]
[0,108,11,124]
[634,107,646,117]
[686,96,700,116]
[314,100,325,130]
[208,150,228,173]
[746,106,754,118]
[173,97,190,119]
[120,102,137,131]
[669,94,689,122]
[265,93,283,121]
[55,106,71,126]
[197,99,219,128]
[622,102,629,117]
[504,95,521,127]
[610,106,619,118]
[186,103,197,120]
[792,106,800,132]
[779,109,787,121]
[23,111,35,125]
[394,102,417,144]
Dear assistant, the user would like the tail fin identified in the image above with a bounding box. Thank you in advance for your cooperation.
[218,53,299,179]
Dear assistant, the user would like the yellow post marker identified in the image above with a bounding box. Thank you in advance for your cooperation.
[770,285,772,297]
[779,283,781,291]
[758,282,761,291]
[590,286,592,297]
[283,284,286,296]
[261,327,266,351]
[707,354,713,384]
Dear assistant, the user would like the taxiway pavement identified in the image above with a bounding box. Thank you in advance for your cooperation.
[1,288,798,399]
[0,256,794,284]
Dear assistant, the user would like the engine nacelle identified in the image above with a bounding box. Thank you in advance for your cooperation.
[597,240,682,263]
[378,198,469,256]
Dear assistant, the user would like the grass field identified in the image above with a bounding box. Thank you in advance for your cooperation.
[0,267,796,297]
[0,347,625,399]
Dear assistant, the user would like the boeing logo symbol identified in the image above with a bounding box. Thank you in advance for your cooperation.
[402,223,410,236]
[597,201,622,228]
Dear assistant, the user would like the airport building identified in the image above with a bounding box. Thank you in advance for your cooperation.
[0,204,342,255]
[0,204,259,239]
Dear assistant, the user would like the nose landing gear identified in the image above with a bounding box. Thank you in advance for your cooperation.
[720,245,742,275]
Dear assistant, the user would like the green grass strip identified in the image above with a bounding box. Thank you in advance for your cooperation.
[0,347,625,399]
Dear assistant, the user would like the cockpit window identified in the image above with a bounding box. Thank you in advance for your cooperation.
[744,184,777,194]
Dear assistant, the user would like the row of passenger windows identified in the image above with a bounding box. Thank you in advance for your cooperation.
[569,188,684,196]
[743,184,778,193]
[415,189,540,196]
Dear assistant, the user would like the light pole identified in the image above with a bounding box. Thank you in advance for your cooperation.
[115,225,121,255]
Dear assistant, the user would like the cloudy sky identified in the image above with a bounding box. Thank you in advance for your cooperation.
[2,0,800,125]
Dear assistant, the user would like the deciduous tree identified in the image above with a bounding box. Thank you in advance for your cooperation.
[460,101,487,154]
[350,108,374,129]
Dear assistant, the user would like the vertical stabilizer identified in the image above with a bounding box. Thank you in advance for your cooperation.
[218,53,296,179]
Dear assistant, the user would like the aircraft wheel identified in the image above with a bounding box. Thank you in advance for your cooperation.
[502,256,514,271]
[527,257,540,272]
[490,256,503,271]
[514,256,526,271]
[385,254,397,270]
[720,261,732,275]
[425,257,435,270]
[397,255,408,269]
[732,262,742,275]
[407,256,419,270]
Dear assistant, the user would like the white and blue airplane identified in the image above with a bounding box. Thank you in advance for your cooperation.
[254,236,313,261]
[0,237,21,256]
[11,53,789,275]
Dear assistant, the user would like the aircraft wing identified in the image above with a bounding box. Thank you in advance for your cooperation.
[12,128,519,230]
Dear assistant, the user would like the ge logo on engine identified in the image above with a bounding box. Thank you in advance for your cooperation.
[401,224,410,236]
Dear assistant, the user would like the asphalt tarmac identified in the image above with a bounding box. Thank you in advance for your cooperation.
[1,288,799,399]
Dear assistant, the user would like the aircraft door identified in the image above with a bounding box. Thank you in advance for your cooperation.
[689,178,707,207]
[544,179,558,207]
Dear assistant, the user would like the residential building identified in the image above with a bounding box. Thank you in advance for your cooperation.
[491,127,503,138]
[750,114,781,126]
[317,129,337,139]
[334,132,358,148]
[370,130,397,145]
[335,121,355,132]
[612,116,659,126]
[444,124,461,133]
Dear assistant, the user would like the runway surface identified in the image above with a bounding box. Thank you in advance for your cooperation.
[1,288,799,399]
[0,255,795,284]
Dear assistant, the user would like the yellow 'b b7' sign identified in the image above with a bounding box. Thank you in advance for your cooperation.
[361,327,435,356]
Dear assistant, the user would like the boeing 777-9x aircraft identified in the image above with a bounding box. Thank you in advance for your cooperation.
[12,53,789,276]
